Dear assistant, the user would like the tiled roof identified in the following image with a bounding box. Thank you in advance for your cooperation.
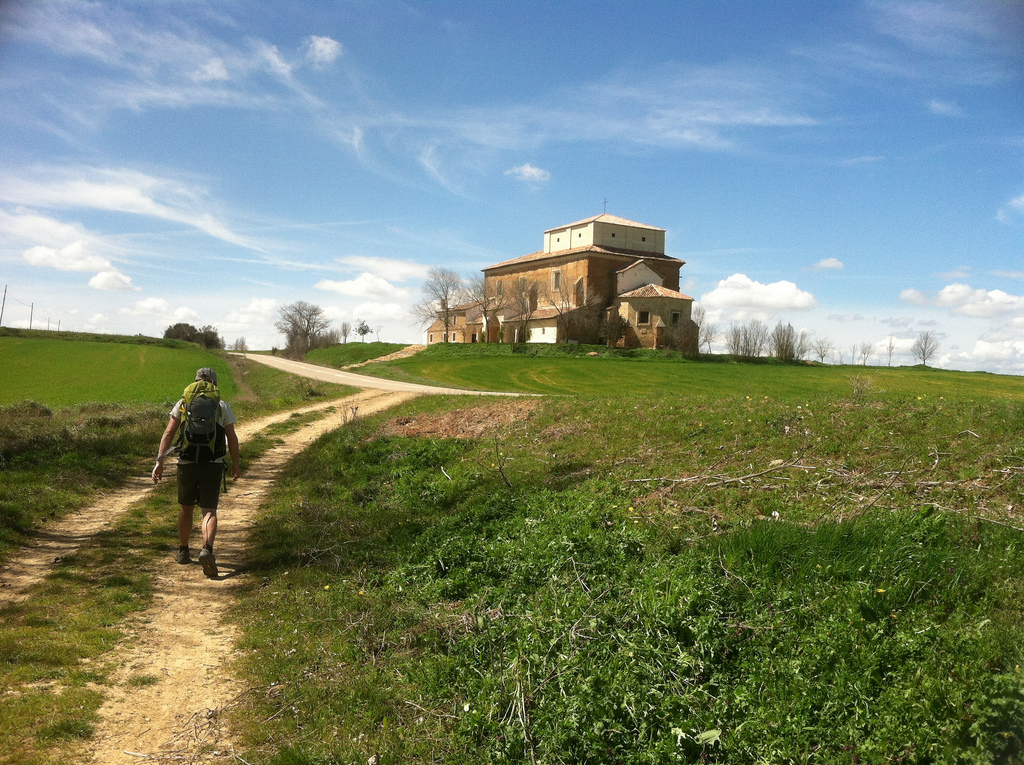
[618,284,694,300]
[500,307,561,322]
[545,213,665,233]
[485,244,682,271]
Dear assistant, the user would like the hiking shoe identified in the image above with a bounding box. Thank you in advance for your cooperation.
[198,547,218,578]
[175,547,191,564]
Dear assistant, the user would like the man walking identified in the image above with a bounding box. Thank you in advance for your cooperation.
[152,367,241,578]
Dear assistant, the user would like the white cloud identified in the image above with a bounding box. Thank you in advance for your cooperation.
[119,297,198,323]
[901,282,1024,317]
[89,270,138,291]
[334,256,429,282]
[928,99,963,116]
[934,266,971,279]
[83,313,109,331]
[810,257,844,270]
[997,194,1024,224]
[304,36,342,68]
[23,240,110,272]
[223,297,277,325]
[841,155,886,165]
[258,42,293,79]
[1,167,261,250]
[700,273,817,319]
[505,163,551,183]
[193,58,230,82]
[314,273,411,300]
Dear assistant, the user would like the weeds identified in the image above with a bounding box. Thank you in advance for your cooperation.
[229,389,1024,763]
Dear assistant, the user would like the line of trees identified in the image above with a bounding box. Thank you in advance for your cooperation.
[273,301,376,357]
[163,322,224,349]
[695,315,941,366]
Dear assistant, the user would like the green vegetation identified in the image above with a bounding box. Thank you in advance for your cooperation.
[306,341,409,368]
[359,342,1024,399]
[0,335,356,564]
[0,334,237,406]
[230,381,1024,763]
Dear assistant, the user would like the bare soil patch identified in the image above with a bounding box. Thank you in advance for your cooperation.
[376,398,541,440]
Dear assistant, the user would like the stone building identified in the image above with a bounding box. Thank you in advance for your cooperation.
[426,213,698,351]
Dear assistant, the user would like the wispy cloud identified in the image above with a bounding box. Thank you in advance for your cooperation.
[808,257,844,271]
[0,166,261,250]
[997,194,1024,224]
[928,99,963,116]
[333,255,429,281]
[505,163,550,183]
[303,36,342,68]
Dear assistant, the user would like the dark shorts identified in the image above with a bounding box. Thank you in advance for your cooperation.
[177,462,224,510]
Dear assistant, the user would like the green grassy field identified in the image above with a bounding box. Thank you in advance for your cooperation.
[7,335,1024,763]
[224,350,1024,764]
[306,340,408,368]
[359,343,1024,400]
[0,336,237,406]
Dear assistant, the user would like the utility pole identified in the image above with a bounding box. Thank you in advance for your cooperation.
[29,303,33,329]
[0,285,5,327]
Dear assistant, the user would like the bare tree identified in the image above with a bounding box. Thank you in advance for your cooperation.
[374,324,383,342]
[275,301,332,357]
[725,323,743,356]
[859,341,876,366]
[230,337,248,352]
[741,319,769,358]
[601,307,627,348]
[692,304,718,354]
[340,321,351,344]
[911,330,940,365]
[506,277,539,343]
[886,335,895,366]
[810,336,833,363]
[770,322,801,361]
[412,267,466,341]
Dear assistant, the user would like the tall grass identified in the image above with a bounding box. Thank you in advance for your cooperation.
[229,388,1024,763]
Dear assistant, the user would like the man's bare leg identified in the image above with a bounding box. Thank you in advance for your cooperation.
[199,509,219,577]
[177,505,195,563]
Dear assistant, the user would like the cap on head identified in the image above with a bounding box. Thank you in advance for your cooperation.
[195,367,218,385]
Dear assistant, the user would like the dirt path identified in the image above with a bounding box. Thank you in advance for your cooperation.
[0,395,363,606]
[82,389,420,764]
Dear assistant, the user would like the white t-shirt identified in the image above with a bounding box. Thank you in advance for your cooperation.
[170,399,237,464]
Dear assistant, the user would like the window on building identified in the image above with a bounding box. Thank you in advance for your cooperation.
[552,269,561,291]
[519,276,527,290]
[638,311,650,324]
[452,332,457,342]
[671,312,680,326]
[574,278,585,307]
[497,281,503,296]
[611,232,616,237]
[642,236,646,242]
[471,333,478,343]
[429,333,433,343]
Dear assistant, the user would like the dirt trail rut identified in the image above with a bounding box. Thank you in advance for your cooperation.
[0,389,420,763]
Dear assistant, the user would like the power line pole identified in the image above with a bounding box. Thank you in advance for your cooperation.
[0,285,5,327]
[29,303,33,330]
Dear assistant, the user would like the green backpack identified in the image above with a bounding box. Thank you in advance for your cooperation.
[175,380,226,462]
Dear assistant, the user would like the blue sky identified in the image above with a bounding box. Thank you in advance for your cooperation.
[0,0,1021,371]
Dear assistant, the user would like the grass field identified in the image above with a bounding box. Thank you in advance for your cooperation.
[224,350,1024,764]
[0,333,356,564]
[0,335,237,406]
[358,342,1024,400]
[7,334,1024,763]
[306,341,408,368]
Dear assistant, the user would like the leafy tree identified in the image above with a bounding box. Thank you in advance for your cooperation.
[355,318,372,342]
[163,322,223,349]
[164,323,199,343]
[275,301,332,357]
